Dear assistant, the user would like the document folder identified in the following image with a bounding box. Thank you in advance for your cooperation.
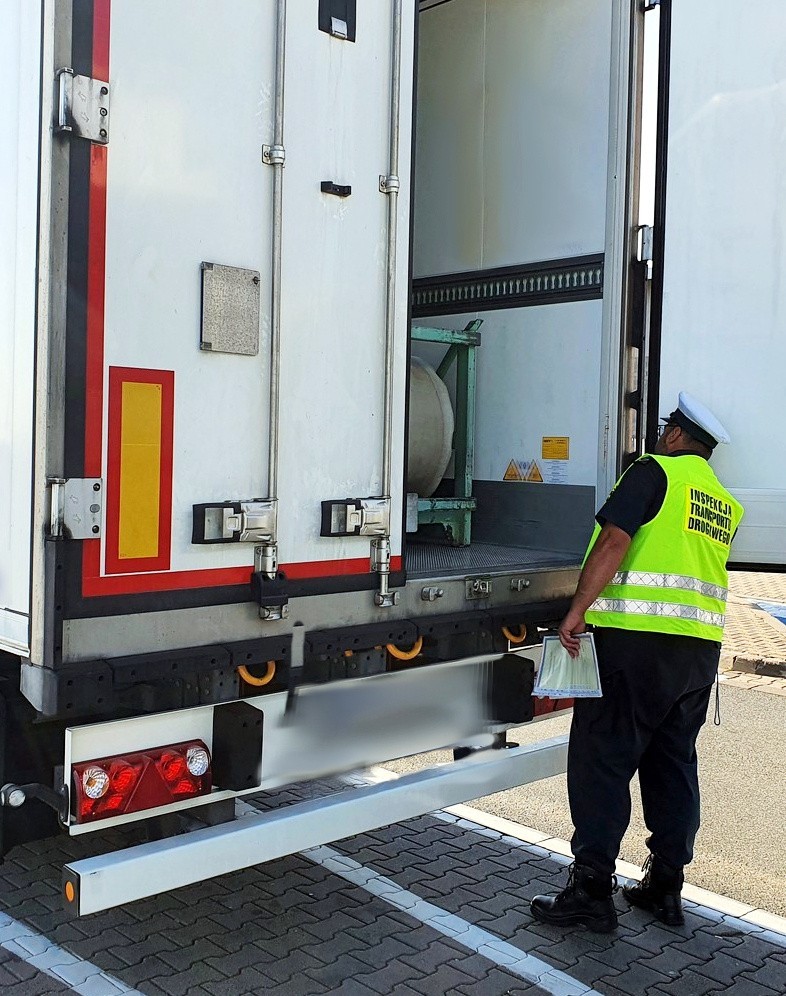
[534,633,602,699]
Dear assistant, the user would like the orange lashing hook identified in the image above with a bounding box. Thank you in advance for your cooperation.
[386,636,424,661]
[237,661,277,687]
[502,623,527,645]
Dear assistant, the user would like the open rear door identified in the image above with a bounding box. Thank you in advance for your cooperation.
[648,0,786,567]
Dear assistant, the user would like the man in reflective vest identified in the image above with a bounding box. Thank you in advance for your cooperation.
[530,393,744,933]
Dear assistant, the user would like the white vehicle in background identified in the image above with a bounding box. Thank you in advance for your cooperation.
[0,0,783,916]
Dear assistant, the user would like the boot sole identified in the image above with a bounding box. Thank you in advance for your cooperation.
[623,887,684,926]
[530,905,618,934]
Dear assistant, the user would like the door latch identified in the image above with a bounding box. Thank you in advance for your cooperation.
[192,501,277,544]
[465,577,492,600]
[320,497,391,538]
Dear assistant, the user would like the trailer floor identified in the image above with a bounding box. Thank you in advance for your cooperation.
[1,775,784,995]
[406,541,579,579]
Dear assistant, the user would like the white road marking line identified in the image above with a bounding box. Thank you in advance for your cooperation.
[0,912,141,995]
[356,766,786,945]
[304,844,601,996]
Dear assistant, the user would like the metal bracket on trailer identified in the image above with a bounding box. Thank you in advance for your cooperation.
[61,736,568,916]
[48,478,103,540]
[55,69,110,144]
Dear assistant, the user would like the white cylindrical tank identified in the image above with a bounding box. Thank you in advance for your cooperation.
[407,357,454,497]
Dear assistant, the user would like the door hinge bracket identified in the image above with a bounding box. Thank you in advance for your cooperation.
[379,174,400,195]
[56,68,110,144]
[262,145,286,166]
[638,225,654,263]
[48,478,103,540]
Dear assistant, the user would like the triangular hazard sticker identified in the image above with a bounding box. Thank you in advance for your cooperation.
[526,461,544,483]
[504,459,522,481]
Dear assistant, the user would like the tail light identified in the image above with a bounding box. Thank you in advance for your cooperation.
[72,740,212,824]
[532,696,574,717]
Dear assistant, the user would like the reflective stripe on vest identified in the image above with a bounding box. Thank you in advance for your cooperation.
[589,597,726,630]
[609,572,728,603]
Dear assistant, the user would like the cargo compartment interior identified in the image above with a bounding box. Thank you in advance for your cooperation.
[405,0,614,579]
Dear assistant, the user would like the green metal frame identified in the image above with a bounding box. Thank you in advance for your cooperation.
[410,320,482,545]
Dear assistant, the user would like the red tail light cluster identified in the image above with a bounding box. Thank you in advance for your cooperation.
[532,696,574,718]
[72,740,212,824]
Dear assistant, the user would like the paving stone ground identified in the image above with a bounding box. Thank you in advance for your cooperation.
[2,573,783,994]
[0,782,785,996]
[723,573,786,688]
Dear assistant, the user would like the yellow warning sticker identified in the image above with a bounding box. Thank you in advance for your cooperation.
[503,459,544,483]
[504,459,523,482]
[526,461,544,483]
[542,436,570,460]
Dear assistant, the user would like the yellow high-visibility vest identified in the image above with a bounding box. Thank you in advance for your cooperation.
[584,455,744,641]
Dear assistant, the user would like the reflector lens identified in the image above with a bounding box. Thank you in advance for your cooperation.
[186,746,210,777]
[82,766,109,800]
[72,740,211,824]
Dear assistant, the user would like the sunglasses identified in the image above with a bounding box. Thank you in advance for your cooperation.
[657,421,679,438]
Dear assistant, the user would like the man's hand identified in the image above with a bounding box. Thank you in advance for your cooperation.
[558,607,586,658]
[558,522,632,658]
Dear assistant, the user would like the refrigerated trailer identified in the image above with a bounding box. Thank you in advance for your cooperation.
[1,0,785,915]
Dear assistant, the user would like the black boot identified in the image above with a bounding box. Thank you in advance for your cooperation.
[530,863,618,933]
[623,853,685,926]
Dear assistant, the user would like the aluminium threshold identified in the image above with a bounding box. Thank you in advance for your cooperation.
[63,736,568,916]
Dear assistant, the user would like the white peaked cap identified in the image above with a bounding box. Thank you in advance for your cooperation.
[673,391,731,446]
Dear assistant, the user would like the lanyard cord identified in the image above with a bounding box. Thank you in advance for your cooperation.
[713,670,721,726]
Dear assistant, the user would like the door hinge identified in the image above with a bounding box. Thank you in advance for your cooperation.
[56,68,110,144]
[638,225,654,263]
[192,500,277,545]
[49,478,103,540]
[320,497,391,538]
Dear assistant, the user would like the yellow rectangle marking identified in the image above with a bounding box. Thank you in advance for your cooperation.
[118,381,162,560]
[542,437,570,460]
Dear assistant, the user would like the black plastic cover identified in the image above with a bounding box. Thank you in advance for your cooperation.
[487,654,535,724]
[211,701,264,792]
[318,0,357,42]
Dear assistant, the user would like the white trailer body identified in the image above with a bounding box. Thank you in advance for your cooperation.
[0,0,784,914]
[655,0,786,565]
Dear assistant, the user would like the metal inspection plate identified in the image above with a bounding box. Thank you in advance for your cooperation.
[200,262,261,356]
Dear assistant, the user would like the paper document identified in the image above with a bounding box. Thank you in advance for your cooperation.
[534,633,602,699]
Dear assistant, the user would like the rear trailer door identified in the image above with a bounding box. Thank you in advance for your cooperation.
[652,0,786,567]
[56,2,414,633]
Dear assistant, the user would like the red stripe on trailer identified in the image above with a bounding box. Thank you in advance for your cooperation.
[93,0,111,81]
[81,0,402,597]
[81,0,109,591]
[82,557,403,597]
[81,0,111,595]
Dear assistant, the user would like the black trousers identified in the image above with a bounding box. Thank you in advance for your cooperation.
[568,627,719,877]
